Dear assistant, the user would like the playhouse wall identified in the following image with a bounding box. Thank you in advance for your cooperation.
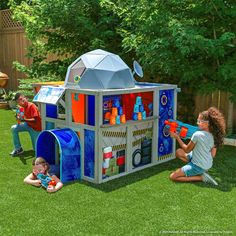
[95,85,177,183]
[39,84,177,184]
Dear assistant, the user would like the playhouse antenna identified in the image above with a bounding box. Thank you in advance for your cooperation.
[133,60,143,78]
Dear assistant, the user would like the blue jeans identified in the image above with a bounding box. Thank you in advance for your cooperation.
[11,123,40,150]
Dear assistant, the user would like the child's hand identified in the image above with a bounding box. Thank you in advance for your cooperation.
[47,185,57,193]
[33,179,41,187]
[169,131,179,139]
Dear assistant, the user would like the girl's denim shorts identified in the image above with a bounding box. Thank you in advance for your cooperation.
[181,152,205,177]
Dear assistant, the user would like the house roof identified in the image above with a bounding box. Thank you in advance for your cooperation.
[64,49,135,89]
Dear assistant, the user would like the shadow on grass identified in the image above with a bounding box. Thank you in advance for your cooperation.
[15,141,234,193]
[194,145,236,192]
[18,150,35,165]
[79,146,236,193]
[79,159,181,192]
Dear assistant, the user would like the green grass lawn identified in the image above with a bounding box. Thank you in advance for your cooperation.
[0,108,236,236]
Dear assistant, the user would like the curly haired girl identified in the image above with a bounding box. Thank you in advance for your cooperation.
[169,107,226,185]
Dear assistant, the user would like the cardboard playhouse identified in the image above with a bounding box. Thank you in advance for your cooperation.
[34,49,179,184]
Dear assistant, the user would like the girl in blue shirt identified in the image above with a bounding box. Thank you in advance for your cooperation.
[169,107,225,185]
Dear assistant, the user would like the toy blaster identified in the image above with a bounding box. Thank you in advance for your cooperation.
[16,107,24,124]
[37,173,57,189]
[164,119,199,139]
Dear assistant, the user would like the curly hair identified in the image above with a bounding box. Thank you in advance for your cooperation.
[200,107,226,148]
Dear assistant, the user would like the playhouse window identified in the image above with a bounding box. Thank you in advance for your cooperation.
[68,60,86,84]
[45,94,66,120]
[33,86,65,105]
[71,93,95,126]
[103,92,153,125]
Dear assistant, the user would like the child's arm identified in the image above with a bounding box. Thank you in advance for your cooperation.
[24,173,41,187]
[23,117,36,122]
[170,131,195,153]
[211,147,217,158]
[47,175,63,193]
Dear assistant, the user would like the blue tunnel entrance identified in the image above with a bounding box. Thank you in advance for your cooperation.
[36,128,81,183]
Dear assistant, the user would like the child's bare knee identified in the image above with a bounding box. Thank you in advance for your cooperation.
[176,148,183,157]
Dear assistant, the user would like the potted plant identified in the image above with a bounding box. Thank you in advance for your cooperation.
[3,91,17,109]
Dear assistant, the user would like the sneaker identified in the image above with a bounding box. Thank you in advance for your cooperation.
[10,148,24,157]
[202,172,218,186]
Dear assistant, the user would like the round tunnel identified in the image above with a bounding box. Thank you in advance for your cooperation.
[36,128,81,183]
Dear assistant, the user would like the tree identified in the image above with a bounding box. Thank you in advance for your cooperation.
[0,0,23,10]
[9,0,123,81]
[0,0,9,9]
[103,0,236,103]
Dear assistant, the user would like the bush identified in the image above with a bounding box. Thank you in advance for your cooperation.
[3,90,16,101]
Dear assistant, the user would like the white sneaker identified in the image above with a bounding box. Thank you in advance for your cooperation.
[202,172,218,186]
[10,147,24,157]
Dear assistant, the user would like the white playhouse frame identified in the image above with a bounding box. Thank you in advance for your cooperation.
[35,82,178,184]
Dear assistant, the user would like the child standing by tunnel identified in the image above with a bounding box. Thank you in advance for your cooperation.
[169,107,226,185]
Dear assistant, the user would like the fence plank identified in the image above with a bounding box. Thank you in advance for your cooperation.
[195,91,235,133]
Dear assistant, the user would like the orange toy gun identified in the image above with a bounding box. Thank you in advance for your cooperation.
[164,119,199,139]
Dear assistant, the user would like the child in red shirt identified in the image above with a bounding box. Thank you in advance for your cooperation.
[10,93,42,156]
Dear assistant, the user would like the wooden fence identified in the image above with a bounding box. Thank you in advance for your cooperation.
[0,9,58,90]
[0,9,30,90]
[194,91,235,134]
[0,10,235,133]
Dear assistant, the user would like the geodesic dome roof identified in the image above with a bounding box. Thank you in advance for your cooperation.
[64,49,135,89]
